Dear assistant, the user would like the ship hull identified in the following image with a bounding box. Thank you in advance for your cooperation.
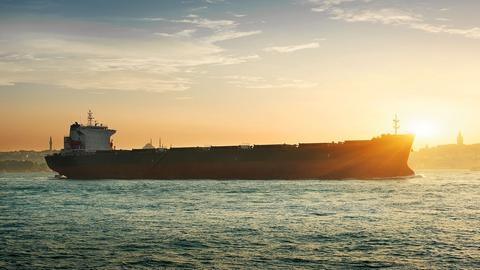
[45,135,414,180]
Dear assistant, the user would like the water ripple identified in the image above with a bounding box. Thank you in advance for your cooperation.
[1,171,479,269]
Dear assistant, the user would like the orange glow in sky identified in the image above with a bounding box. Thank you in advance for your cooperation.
[1,1,479,151]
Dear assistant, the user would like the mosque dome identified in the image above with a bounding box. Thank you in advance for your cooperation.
[143,139,155,149]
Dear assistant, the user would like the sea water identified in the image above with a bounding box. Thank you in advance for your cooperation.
[1,171,479,269]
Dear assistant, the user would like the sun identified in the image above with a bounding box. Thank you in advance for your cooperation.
[408,120,437,138]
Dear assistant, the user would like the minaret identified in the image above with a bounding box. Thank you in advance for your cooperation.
[457,131,464,145]
[49,136,53,151]
[393,114,400,135]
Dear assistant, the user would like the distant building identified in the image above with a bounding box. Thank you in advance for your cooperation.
[457,131,464,145]
[49,136,53,151]
[409,131,480,170]
[143,139,155,149]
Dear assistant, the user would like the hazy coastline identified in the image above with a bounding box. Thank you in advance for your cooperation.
[3,142,480,173]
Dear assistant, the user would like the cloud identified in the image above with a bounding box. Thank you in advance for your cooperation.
[62,76,192,92]
[310,1,480,40]
[435,18,451,22]
[205,30,261,43]
[263,42,320,53]
[0,31,259,92]
[409,23,480,39]
[204,0,224,3]
[217,54,260,65]
[144,16,236,30]
[228,12,247,18]
[155,29,197,38]
[189,6,208,12]
[0,13,263,93]
[142,14,261,44]
[0,45,194,92]
[329,8,421,24]
[309,0,364,12]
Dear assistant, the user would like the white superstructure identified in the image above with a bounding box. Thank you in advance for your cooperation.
[63,111,116,152]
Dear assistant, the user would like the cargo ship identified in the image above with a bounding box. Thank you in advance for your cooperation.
[45,111,415,179]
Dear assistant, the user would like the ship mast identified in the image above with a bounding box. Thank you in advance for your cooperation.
[87,110,94,126]
[393,114,400,135]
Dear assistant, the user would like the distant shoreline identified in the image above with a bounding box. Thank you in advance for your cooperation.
[0,160,51,173]
[0,150,57,173]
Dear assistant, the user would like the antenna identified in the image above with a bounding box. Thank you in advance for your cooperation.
[87,110,94,126]
[393,114,400,135]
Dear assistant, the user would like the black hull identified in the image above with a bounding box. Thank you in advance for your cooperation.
[45,135,414,180]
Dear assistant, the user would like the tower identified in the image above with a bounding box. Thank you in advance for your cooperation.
[49,136,53,151]
[457,131,464,145]
[87,110,94,126]
[393,114,400,135]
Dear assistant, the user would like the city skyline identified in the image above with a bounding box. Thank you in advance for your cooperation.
[1,0,480,150]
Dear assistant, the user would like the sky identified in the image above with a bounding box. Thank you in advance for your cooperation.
[1,0,480,151]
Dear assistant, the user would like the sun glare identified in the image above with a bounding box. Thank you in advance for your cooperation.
[408,120,438,138]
